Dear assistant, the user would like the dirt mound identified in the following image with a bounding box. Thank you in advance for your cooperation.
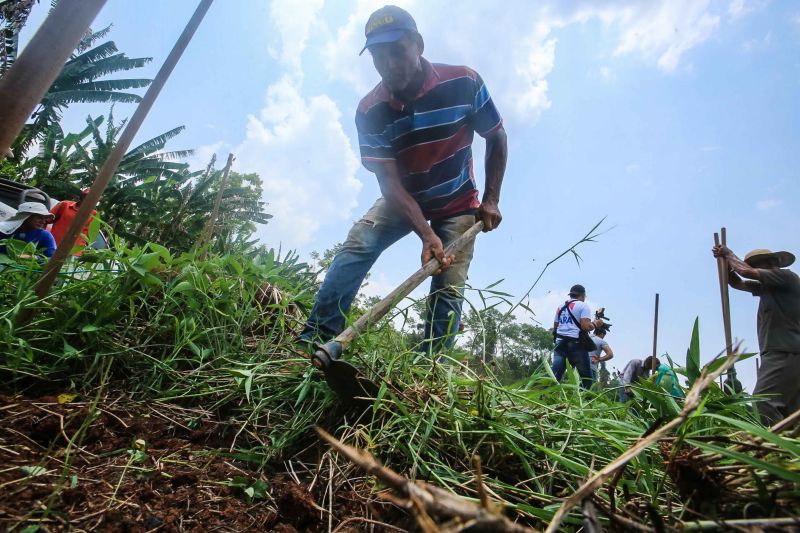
[0,394,402,532]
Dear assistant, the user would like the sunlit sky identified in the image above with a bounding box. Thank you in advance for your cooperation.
[21,0,800,391]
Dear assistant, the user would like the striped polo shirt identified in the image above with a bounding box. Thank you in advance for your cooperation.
[356,58,503,219]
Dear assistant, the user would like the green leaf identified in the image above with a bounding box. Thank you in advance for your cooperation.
[703,351,756,374]
[87,213,103,243]
[685,317,700,386]
[227,257,244,275]
[81,324,100,333]
[170,281,194,294]
[250,479,269,499]
[133,252,162,272]
[688,439,800,483]
[63,340,79,355]
[701,413,800,456]
[20,465,47,477]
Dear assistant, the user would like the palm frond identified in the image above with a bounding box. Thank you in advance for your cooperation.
[124,126,187,159]
[65,78,152,92]
[75,24,112,52]
[153,149,194,161]
[69,40,119,64]
[46,89,143,105]
[74,55,152,81]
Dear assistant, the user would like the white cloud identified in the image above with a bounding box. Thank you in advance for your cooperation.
[728,0,769,21]
[234,76,362,247]
[756,199,781,210]
[235,1,727,246]
[269,0,325,78]
[728,0,748,20]
[187,141,228,171]
[611,0,719,72]
[741,31,772,52]
[322,1,724,125]
[598,66,616,82]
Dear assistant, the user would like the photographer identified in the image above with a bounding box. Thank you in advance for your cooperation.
[589,318,614,381]
[551,284,604,389]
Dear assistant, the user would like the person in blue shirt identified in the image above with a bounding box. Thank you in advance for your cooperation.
[0,201,57,260]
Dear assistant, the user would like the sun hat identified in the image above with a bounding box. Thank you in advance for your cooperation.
[360,5,418,55]
[0,201,54,235]
[744,248,795,268]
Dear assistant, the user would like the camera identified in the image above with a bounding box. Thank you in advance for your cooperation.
[595,307,611,322]
[595,307,612,332]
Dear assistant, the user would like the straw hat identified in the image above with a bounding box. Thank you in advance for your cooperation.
[0,201,54,235]
[744,248,795,268]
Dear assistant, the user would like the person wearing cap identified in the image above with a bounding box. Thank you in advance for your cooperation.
[298,5,507,355]
[588,323,614,381]
[0,201,57,259]
[50,187,96,255]
[551,284,605,389]
[712,244,800,425]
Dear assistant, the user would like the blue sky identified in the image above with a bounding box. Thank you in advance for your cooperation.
[21,0,800,390]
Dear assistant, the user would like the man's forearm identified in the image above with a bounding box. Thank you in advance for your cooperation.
[380,177,434,239]
[483,128,507,205]
[375,164,434,240]
[724,252,760,281]
[599,347,614,362]
[728,270,747,290]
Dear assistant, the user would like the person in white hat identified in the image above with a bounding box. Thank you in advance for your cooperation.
[712,244,800,426]
[0,201,57,259]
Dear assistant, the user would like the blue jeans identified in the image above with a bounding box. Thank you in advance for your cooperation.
[299,198,476,355]
[551,338,594,389]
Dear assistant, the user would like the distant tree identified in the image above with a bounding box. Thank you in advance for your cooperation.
[461,308,554,382]
[605,370,622,400]
[309,243,344,273]
[462,307,501,362]
[598,361,610,388]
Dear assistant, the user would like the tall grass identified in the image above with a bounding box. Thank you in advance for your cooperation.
[1,238,797,530]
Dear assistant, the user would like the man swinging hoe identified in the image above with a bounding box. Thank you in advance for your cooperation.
[297,6,508,395]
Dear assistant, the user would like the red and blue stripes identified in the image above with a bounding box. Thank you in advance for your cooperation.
[356,59,502,219]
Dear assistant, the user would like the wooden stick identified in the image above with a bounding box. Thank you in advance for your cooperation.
[0,0,106,156]
[714,229,735,379]
[651,293,659,372]
[316,426,535,533]
[334,220,484,350]
[198,152,234,259]
[32,0,214,300]
[720,228,736,378]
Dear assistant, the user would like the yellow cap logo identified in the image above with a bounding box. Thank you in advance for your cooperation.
[367,14,394,34]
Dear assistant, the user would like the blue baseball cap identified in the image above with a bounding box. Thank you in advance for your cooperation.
[360,5,418,55]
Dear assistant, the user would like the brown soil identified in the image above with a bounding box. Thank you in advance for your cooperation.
[0,393,406,532]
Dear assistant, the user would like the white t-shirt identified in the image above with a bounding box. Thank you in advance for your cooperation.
[589,335,608,358]
[554,300,592,338]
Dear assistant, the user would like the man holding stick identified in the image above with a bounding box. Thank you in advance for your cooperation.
[298,5,508,356]
[712,245,800,425]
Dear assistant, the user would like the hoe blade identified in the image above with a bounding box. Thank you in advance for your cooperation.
[324,360,380,403]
